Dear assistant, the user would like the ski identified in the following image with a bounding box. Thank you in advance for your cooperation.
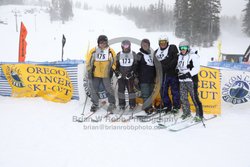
[157,115,192,128]
[168,115,217,132]
[78,102,107,122]
[135,112,159,121]
[110,109,127,122]
[90,106,127,122]
[139,112,176,123]
[120,108,141,122]
[78,111,96,122]
[90,111,113,122]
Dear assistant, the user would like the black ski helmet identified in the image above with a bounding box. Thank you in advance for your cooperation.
[97,35,108,44]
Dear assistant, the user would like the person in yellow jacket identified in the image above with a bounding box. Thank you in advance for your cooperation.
[86,35,116,113]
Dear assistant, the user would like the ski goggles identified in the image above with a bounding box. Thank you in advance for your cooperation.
[179,46,189,51]
[159,40,168,45]
[122,44,130,49]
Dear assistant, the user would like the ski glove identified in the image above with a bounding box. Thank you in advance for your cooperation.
[179,72,191,80]
[126,71,134,80]
[187,63,194,70]
[87,71,93,79]
[114,71,122,79]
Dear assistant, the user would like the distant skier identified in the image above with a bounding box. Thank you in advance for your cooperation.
[154,35,180,113]
[86,35,116,113]
[114,40,137,111]
[176,41,203,121]
[137,39,156,115]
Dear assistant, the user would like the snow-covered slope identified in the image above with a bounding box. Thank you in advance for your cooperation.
[0,5,250,167]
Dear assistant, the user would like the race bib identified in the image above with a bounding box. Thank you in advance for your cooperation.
[119,52,134,67]
[94,47,109,61]
[143,53,154,66]
[155,47,169,61]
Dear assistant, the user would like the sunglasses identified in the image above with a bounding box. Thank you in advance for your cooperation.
[179,46,189,51]
[159,40,167,44]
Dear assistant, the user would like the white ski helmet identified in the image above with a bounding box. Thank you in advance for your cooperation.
[179,41,190,55]
[158,35,169,42]
[179,40,190,48]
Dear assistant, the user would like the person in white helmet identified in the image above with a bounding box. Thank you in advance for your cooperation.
[176,40,203,122]
[154,35,180,114]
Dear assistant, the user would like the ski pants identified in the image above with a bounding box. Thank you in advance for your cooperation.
[117,77,136,107]
[90,77,115,106]
[161,75,180,109]
[180,81,199,115]
[140,83,154,111]
[192,75,204,117]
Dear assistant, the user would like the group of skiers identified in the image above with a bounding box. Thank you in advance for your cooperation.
[86,34,204,122]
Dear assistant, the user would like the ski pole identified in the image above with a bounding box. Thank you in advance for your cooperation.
[81,95,88,115]
[201,118,206,128]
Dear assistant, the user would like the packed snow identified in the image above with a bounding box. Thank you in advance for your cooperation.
[0,5,250,167]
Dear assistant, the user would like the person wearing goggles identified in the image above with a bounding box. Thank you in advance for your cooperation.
[176,41,203,122]
[154,35,180,114]
[114,40,137,111]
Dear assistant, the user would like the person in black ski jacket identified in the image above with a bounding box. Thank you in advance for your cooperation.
[154,35,180,113]
[137,39,156,115]
[114,40,137,111]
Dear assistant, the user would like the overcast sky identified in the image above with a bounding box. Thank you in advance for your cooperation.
[81,0,247,18]
[220,0,247,17]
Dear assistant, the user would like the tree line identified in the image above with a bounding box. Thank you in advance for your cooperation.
[49,0,73,23]
[1,0,250,45]
[106,0,174,32]
[106,0,250,47]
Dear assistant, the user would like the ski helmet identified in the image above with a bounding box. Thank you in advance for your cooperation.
[179,41,190,55]
[158,35,169,43]
[97,35,108,44]
[179,41,190,50]
[121,40,131,53]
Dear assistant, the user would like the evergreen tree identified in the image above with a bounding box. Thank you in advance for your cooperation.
[49,0,73,23]
[174,0,221,46]
[106,1,174,32]
[242,0,250,37]
[60,0,73,23]
[0,0,23,5]
[49,0,60,21]
[174,0,191,39]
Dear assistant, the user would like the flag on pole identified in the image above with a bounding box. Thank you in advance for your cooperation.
[217,39,222,62]
[18,22,27,62]
[242,45,250,62]
[62,34,66,61]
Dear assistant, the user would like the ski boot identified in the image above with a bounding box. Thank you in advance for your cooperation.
[170,107,179,114]
[180,113,192,120]
[90,103,98,112]
[119,105,126,111]
[193,115,202,122]
[107,103,116,114]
